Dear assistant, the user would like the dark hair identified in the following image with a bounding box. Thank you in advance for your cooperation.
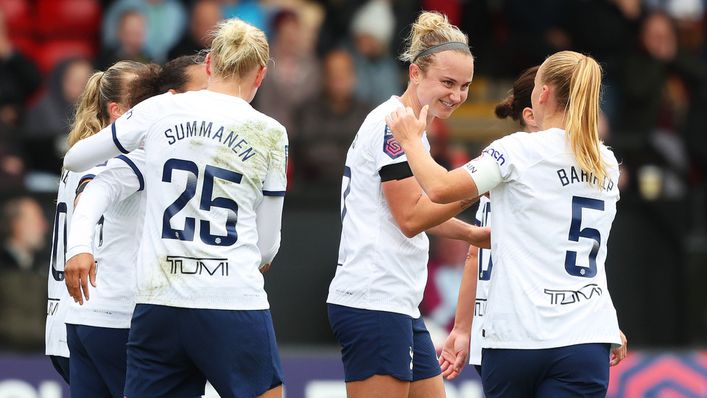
[494,65,539,127]
[128,63,163,107]
[158,55,204,93]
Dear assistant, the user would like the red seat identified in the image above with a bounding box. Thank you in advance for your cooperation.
[36,0,101,39]
[10,35,37,60]
[34,39,95,72]
[0,0,34,36]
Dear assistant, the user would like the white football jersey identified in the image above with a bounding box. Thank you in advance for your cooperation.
[65,150,146,329]
[327,97,431,318]
[472,128,622,349]
[105,91,287,310]
[46,167,102,357]
[469,195,491,366]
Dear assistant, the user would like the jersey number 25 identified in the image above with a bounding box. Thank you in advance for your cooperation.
[161,158,242,247]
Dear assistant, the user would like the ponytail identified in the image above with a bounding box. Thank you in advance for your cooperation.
[565,56,606,185]
[540,51,607,186]
[66,60,152,148]
[67,72,105,147]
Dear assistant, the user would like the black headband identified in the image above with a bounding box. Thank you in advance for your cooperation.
[412,42,470,63]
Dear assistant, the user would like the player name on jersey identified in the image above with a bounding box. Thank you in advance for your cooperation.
[557,165,615,192]
[163,120,257,162]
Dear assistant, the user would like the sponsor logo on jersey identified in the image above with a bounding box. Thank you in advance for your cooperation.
[544,283,602,305]
[167,255,229,276]
[383,124,404,159]
[483,148,506,166]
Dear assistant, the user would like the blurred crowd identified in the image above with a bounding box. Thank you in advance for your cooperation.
[0,0,706,351]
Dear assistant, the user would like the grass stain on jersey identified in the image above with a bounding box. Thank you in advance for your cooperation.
[212,120,285,191]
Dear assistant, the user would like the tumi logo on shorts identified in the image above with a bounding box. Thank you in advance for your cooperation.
[167,255,229,276]
[483,148,506,166]
[383,124,404,159]
[544,284,602,305]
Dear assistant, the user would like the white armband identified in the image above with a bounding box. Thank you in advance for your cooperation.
[462,156,503,195]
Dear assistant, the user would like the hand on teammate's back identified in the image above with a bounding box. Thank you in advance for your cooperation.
[64,253,96,305]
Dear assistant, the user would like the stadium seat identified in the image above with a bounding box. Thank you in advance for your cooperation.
[36,0,101,39]
[34,39,94,72]
[0,0,34,37]
[10,35,37,60]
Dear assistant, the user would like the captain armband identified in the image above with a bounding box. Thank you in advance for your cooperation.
[462,156,502,195]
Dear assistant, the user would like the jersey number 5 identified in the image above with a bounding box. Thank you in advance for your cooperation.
[161,158,242,246]
[565,196,604,278]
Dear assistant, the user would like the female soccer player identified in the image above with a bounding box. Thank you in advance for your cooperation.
[388,51,624,397]
[438,65,628,382]
[61,59,208,397]
[62,19,286,398]
[326,11,489,398]
[437,65,541,381]
[45,60,158,386]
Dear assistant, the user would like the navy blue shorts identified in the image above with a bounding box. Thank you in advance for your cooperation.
[481,343,611,398]
[124,304,283,398]
[328,303,441,382]
[49,355,70,384]
[66,324,129,398]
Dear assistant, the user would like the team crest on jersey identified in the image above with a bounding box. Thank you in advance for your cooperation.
[383,124,404,159]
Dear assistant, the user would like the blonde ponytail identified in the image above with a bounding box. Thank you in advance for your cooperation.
[400,11,470,72]
[67,60,152,148]
[67,72,105,147]
[540,51,607,186]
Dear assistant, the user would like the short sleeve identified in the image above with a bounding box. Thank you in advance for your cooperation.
[372,122,430,172]
[478,133,531,183]
[262,126,288,197]
[110,94,166,153]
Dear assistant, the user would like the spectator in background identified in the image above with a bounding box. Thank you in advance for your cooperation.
[316,0,367,56]
[503,0,573,76]
[349,0,402,105]
[293,49,370,193]
[222,0,268,36]
[0,196,47,352]
[23,57,93,173]
[560,0,642,124]
[96,9,151,70]
[255,9,320,136]
[102,0,187,62]
[168,0,223,60]
[0,10,41,192]
[616,11,707,198]
[0,196,48,272]
[0,9,41,129]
